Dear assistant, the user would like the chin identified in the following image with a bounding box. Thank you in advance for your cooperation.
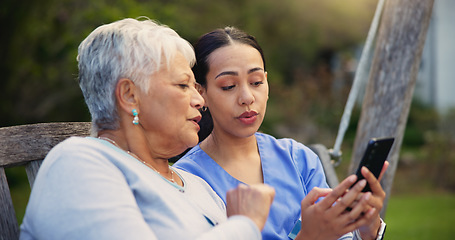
[184,135,199,148]
[241,125,260,137]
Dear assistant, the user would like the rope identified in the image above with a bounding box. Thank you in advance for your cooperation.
[329,0,386,166]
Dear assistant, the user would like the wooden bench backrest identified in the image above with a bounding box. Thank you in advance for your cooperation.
[0,122,91,240]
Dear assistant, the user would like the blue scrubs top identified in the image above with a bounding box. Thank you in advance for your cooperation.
[174,132,329,239]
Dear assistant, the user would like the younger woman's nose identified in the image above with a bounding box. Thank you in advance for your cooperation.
[238,86,255,106]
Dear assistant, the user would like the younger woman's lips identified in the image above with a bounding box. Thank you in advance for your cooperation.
[238,111,258,118]
[237,111,258,125]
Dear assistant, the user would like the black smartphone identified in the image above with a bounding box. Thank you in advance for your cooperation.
[354,137,394,192]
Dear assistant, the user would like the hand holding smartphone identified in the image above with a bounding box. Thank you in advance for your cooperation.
[353,137,394,192]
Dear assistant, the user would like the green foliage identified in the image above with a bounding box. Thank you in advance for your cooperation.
[403,100,439,147]
[0,0,377,127]
[5,167,31,224]
[394,104,455,193]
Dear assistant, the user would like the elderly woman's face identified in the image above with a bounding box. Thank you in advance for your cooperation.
[137,52,203,154]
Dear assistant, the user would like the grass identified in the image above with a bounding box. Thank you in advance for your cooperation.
[385,193,455,239]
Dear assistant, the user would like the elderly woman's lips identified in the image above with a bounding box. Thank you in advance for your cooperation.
[192,121,200,131]
[193,115,202,123]
[189,115,201,131]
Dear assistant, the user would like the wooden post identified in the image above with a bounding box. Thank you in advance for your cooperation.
[348,0,434,218]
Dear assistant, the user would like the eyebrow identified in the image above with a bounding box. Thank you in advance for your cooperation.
[215,71,237,80]
[248,67,264,74]
[214,67,264,80]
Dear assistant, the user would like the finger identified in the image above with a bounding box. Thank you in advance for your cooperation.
[361,167,385,197]
[301,187,332,210]
[331,179,366,214]
[226,187,238,202]
[344,193,369,212]
[344,193,365,212]
[346,192,370,218]
[340,193,377,234]
[226,188,239,217]
[227,184,245,201]
[377,161,389,181]
[342,207,377,234]
[250,184,276,202]
[318,175,357,210]
[352,204,378,228]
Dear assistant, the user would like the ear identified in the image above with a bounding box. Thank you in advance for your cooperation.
[115,78,139,114]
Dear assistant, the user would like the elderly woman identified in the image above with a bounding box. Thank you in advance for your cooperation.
[19,18,274,240]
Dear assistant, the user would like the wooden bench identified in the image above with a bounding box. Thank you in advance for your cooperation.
[0,122,91,240]
[0,121,340,240]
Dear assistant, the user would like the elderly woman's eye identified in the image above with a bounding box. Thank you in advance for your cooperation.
[179,84,189,89]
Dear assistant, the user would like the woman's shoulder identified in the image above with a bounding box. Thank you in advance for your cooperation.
[44,136,95,159]
[255,132,319,166]
[174,145,207,166]
[173,167,207,185]
[41,136,122,172]
[173,167,226,208]
[255,132,310,151]
[52,136,100,150]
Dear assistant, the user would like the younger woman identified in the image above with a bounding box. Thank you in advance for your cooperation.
[175,27,387,240]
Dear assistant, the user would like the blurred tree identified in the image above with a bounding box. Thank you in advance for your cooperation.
[0,0,377,130]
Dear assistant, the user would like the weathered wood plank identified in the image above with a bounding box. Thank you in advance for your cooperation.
[0,122,91,239]
[0,167,19,240]
[348,0,434,218]
[0,122,91,167]
[25,160,44,187]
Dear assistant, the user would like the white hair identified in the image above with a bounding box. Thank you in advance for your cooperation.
[77,18,195,133]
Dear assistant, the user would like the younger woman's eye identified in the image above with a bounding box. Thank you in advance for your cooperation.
[221,85,235,91]
[252,81,264,86]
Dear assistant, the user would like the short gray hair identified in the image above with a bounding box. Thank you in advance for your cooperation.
[77,18,195,133]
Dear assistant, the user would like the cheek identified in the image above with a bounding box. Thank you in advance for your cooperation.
[205,90,221,108]
[207,95,232,115]
[255,88,269,105]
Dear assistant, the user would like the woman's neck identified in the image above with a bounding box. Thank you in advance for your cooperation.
[200,131,263,184]
[201,131,257,158]
[97,129,182,186]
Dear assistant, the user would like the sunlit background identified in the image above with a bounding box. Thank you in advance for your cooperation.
[1,0,454,239]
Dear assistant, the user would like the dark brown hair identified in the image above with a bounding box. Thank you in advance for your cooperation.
[193,27,266,142]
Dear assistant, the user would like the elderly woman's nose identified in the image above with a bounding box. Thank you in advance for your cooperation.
[191,87,205,109]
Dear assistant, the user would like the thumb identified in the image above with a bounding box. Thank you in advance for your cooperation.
[377,161,389,181]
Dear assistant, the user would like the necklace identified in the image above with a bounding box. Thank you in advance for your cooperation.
[98,136,175,183]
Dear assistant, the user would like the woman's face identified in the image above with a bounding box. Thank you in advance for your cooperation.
[138,52,204,154]
[203,43,269,139]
